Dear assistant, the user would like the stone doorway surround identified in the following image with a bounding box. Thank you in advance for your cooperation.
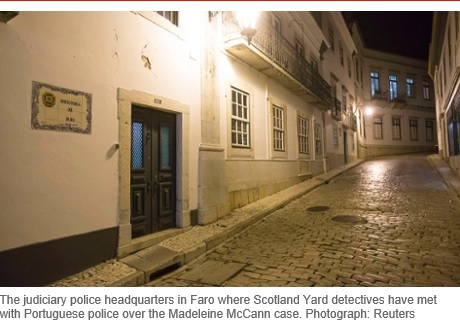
[117,88,191,257]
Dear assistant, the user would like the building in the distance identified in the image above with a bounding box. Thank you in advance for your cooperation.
[351,23,437,158]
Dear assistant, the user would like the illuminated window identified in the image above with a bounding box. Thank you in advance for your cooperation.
[406,78,415,98]
[389,74,398,101]
[370,72,380,97]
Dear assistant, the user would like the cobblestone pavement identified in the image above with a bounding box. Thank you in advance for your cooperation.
[148,154,460,287]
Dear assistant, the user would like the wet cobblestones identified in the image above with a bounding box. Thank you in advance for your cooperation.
[148,154,460,287]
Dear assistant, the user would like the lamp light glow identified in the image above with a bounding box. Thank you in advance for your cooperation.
[365,107,374,116]
[237,11,259,46]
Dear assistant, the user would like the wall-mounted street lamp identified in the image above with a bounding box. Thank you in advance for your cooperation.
[236,11,259,46]
[365,107,374,116]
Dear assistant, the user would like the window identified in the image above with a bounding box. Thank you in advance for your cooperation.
[373,117,383,139]
[333,124,339,148]
[295,39,305,58]
[155,11,179,26]
[423,80,431,100]
[409,119,418,141]
[342,90,347,112]
[370,72,380,97]
[355,60,360,83]
[406,78,415,98]
[311,58,318,72]
[231,87,250,148]
[271,14,281,33]
[426,119,434,142]
[315,123,322,155]
[328,24,334,51]
[298,116,309,154]
[389,74,398,101]
[347,57,352,78]
[392,117,401,140]
[339,43,344,66]
[272,105,285,151]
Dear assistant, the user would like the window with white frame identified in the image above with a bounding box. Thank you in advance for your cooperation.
[392,117,401,140]
[272,105,285,151]
[373,116,383,139]
[231,87,250,148]
[314,123,322,155]
[333,124,339,148]
[155,11,179,26]
[409,119,418,141]
[342,90,347,112]
[426,119,434,142]
[423,80,431,100]
[297,116,309,154]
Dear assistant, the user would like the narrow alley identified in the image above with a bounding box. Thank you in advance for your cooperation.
[148,154,460,287]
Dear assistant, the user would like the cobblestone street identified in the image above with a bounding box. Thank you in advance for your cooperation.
[148,154,460,287]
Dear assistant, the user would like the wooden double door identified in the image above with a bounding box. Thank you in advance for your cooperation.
[130,106,176,238]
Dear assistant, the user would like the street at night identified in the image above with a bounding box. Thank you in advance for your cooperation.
[148,154,460,287]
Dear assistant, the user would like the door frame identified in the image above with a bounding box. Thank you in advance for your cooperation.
[117,88,191,256]
[343,130,348,164]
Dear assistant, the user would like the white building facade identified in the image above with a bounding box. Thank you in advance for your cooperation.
[429,12,460,174]
[351,23,437,158]
[0,11,204,285]
[1,11,435,285]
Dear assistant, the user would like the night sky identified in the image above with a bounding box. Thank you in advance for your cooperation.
[343,12,433,61]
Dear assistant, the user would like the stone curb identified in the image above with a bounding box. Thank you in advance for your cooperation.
[49,158,365,287]
[428,154,460,199]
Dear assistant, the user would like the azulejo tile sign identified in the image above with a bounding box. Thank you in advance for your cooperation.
[31,81,92,134]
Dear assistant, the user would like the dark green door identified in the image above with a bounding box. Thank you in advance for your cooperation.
[130,106,176,238]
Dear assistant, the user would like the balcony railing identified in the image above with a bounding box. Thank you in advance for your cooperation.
[372,91,407,104]
[222,12,332,109]
[342,110,357,131]
[331,98,342,121]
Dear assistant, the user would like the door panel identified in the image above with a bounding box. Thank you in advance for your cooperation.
[130,107,176,238]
